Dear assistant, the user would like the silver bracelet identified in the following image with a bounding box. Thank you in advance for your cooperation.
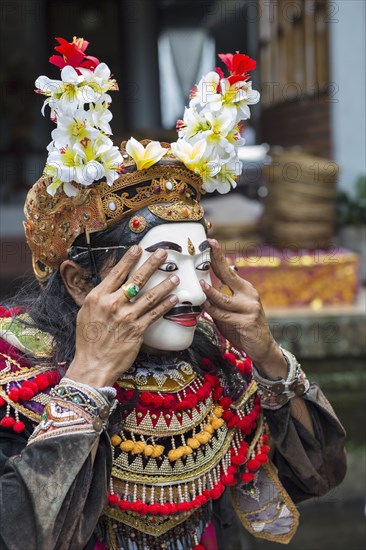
[50,377,117,431]
[252,348,310,410]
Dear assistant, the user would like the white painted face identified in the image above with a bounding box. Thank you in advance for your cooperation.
[129,222,211,351]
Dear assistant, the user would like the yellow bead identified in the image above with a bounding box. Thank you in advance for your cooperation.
[120,440,135,452]
[213,406,223,418]
[131,441,145,455]
[143,445,154,457]
[168,448,184,461]
[187,437,200,449]
[204,424,214,434]
[212,418,224,430]
[151,445,165,458]
[196,432,210,444]
[111,434,122,447]
[182,445,193,455]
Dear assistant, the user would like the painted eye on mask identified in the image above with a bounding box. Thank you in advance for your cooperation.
[196,261,211,271]
[158,262,178,272]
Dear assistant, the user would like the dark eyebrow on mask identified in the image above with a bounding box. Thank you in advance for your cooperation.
[145,241,183,253]
[199,240,210,251]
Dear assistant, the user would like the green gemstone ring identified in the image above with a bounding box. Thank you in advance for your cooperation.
[121,282,140,301]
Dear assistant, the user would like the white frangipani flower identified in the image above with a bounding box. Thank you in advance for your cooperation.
[190,71,221,109]
[176,107,209,141]
[50,111,100,148]
[86,101,113,134]
[170,139,207,171]
[101,145,124,186]
[126,137,168,170]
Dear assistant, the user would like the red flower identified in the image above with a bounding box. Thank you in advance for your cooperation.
[218,52,256,76]
[49,37,100,73]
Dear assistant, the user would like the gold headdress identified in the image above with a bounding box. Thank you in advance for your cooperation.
[24,38,259,282]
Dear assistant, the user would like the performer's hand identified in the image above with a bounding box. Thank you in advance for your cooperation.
[200,239,286,374]
[66,246,179,387]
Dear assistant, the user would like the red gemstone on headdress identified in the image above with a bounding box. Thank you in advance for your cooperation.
[154,186,161,193]
[132,219,140,228]
[179,185,186,194]
[167,210,172,215]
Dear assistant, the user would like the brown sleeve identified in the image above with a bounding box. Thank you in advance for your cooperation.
[264,382,347,503]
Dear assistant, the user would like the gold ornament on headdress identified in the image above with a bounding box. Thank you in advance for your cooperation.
[24,144,206,283]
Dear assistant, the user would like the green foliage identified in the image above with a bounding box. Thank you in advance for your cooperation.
[336,175,366,227]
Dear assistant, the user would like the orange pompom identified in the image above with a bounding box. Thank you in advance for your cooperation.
[187,437,200,449]
[143,445,154,457]
[110,434,122,446]
[211,418,224,430]
[151,445,165,458]
[196,432,210,444]
[131,441,145,455]
[213,405,223,418]
[168,448,184,461]
[120,440,135,452]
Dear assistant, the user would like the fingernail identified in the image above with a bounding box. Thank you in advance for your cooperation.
[130,245,141,256]
[200,279,209,289]
[170,275,179,284]
[169,295,179,303]
[204,300,211,308]
[208,238,218,249]
[154,248,167,259]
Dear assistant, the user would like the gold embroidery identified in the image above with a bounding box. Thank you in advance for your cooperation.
[105,506,193,537]
[231,459,299,544]
[112,425,234,484]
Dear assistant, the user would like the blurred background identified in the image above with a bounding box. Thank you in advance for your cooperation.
[0,1,365,548]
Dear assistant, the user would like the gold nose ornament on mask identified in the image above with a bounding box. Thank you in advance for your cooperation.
[187,238,195,256]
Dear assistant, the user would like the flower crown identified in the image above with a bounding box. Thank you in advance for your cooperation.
[35,37,259,197]
[25,37,259,283]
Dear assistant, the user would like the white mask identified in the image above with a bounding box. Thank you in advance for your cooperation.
[129,222,211,351]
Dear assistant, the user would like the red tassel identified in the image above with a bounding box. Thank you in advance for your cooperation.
[139,392,153,405]
[246,459,261,472]
[223,352,236,364]
[8,388,19,402]
[162,395,175,408]
[107,493,119,506]
[211,481,225,499]
[256,453,268,464]
[0,417,15,428]
[221,474,237,486]
[231,453,246,466]
[219,397,233,409]
[34,374,49,390]
[193,545,205,550]
[213,386,223,401]
[0,397,5,407]
[117,500,130,511]
[262,434,269,443]
[23,380,38,393]
[48,370,61,385]
[151,394,164,407]
[178,501,192,512]
[13,421,25,433]
[18,387,34,401]
[240,472,255,483]
[195,387,207,401]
